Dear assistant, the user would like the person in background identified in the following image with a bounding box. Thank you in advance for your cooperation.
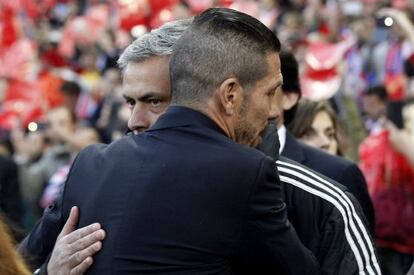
[13,107,76,220]
[388,97,414,169]
[95,68,125,143]
[259,50,375,235]
[60,81,81,117]
[362,85,388,135]
[40,125,100,209]
[359,98,414,275]
[288,98,346,156]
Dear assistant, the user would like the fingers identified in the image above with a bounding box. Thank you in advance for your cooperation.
[377,7,401,18]
[58,206,80,239]
[64,223,104,244]
[377,7,410,27]
[67,234,104,271]
[47,224,105,275]
[66,228,105,268]
[69,240,103,265]
[70,257,94,275]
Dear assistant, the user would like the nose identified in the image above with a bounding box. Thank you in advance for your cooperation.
[128,105,151,134]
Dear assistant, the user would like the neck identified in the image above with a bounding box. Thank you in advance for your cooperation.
[198,101,234,140]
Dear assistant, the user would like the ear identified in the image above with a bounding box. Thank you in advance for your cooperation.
[217,78,243,116]
[282,92,300,111]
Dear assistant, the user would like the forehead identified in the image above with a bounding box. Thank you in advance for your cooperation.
[364,94,383,102]
[312,110,334,128]
[264,53,283,84]
[267,52,282,75]
[123,56,171,98]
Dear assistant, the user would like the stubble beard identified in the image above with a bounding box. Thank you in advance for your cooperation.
[234,98,261,147]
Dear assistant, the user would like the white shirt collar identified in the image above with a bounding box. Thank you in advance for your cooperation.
[278,125,287,154]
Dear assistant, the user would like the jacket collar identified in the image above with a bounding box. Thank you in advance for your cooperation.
[281,131,306,164]
[147,105,228,137]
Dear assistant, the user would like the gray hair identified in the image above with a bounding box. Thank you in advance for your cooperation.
[117,19,192,69]
[170,8,280,106]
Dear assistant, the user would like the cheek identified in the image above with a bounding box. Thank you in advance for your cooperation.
[301,138,317,148]
[256,100,271,121]
[148,112,164,127]
[329,140,338,151]
[249,109,267,130]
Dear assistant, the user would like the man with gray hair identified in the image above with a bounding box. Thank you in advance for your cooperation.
[57,8,320,274]
[20,19,193,274]
[23,10,379,275]
[22,9,318,274]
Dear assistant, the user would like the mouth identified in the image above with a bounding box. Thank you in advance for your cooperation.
[133,129,144,135]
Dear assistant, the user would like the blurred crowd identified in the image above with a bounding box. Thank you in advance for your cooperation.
[1,0,414,274]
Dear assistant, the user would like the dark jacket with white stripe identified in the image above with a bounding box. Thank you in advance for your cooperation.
[282,132,375,235]
[23,117,380,274]
[277,157,380,275]
[258,124,380,274]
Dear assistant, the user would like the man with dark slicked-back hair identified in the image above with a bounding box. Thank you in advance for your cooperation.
[21,17,380,275]
[56,8,319,275]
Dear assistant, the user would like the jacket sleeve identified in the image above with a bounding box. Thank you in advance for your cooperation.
[339,164,375,236]
[318,192,380,275]
[18,194,64,269]
[236,156,320,275]
[318,203,359,275]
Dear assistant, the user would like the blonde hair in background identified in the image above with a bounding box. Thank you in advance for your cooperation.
[0,217,30,275]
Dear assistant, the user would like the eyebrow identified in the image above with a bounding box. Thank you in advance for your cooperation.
[270,79,283,92]
[122,92,166,102]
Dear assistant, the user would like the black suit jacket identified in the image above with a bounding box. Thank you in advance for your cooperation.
[281,132,375,235]
[59,106,318,275]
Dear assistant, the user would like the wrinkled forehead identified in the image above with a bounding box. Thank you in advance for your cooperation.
[122,57,171,98]
[123,56,170,80]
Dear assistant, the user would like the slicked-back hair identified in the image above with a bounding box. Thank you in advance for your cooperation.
[117,19,192,69]
[280,50,301,125]
[170,8,281,105]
